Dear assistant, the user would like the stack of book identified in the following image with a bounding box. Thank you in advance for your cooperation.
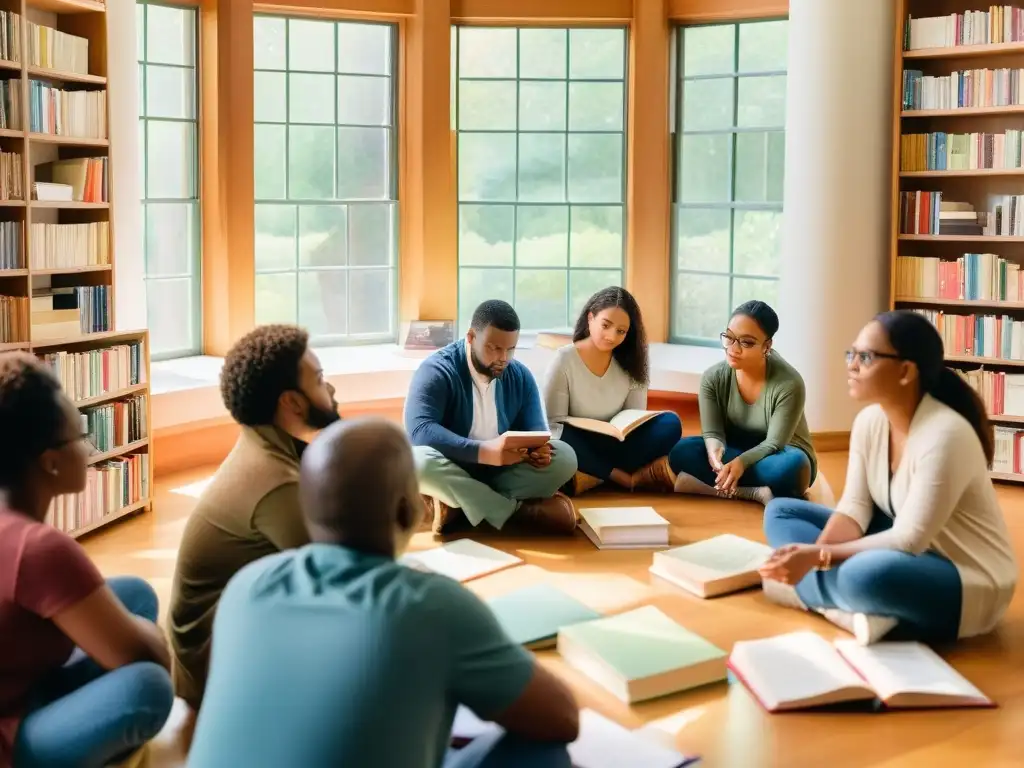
[895,253,1024,302]
[39,341,145,402]
[83,393,148,453]
[903,67,1024,111]
[900,130,1024,172]
[48,453,150,535]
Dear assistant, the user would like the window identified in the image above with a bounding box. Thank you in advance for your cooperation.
[671,20,788,343]
[253,17,398,344]
[454,27,627,333]
[137,2,201,359]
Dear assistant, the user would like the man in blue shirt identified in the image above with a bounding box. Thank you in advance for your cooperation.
[188,417,577,768]
[405,300,578,535]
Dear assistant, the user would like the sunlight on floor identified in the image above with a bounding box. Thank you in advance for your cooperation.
[171,476,215,499]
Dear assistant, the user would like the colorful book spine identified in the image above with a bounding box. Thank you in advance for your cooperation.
[903,67,1024,111]
[83,393,147,453]
[906,7,1024,50]
[900,130,1024,171]
[899,191,943,234]
[914,308,1024,360]
[895,253,1024,301]
[28,81,107,139]
[47,453,150,535]
[39,342,144,402]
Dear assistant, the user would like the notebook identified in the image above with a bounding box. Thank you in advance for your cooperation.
[650,534,773,598]
[400,539,522,582]
[562,409,671,442]
[567,709,698,768]
[728,631,994,712]
[557,605,727,703]
[578,506,670,549]
[487,584,602,650]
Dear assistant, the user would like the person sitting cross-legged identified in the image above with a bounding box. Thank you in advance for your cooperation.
[187,417,577,768]
[406,300,578,535]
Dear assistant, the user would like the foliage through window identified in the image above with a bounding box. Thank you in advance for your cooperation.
[137,2,201,359]
[253,17,398,343]
[671,20,788,343]
[454,27,628,333]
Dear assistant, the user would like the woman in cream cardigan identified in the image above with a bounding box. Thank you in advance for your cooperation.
[760,310,1017,645]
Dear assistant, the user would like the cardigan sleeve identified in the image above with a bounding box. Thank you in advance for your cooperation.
[698,367,727,445]
[404,360,482,464]
[541,352,571,434]
[624,383,648,411]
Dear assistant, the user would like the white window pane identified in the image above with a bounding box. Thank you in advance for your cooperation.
[570,269,621,320]
[337,75,391,126]
[568,82,623,131]
[255,72,286,122]
[348,203,394,266]
[674,273,730,340]
[289,73,335,124]
[146,278,194,355]
[739,20,788,73]
[299,205,347,267]
[683,25,735,76]
[459,133,516,202]
[733,209,782,277]
[255,204,297,272]
[516,205,567,267]
[255,124,287,199]
[146,121,195,198]
[145,64,195,120]
[679,134,731,204]
[459,268,513,331]
[349,268,392,335]
[519,29,566,79]
[145,203,197,277]
[567,134,622,203]
[735,131,785,203]
[337,22,391,75]
[289,19,334,72]
[733,276,779,308]
[568,29,625,80]
[337,127,390,200]
[460,204,514,267]
[255,17,286,70]
[570,205,622,268]
[516,269,567,330]
[458,80,516,131]
[737,74,786,128]
[677,208,730,273]
[299,270,347,336]
[289,125,335,199]
[681,77,734,131]
[458,28,516,78]
[519,81,566,131]
[146,5,194,66]
[136,4,145,62]
[518,133,566,203]
[256,272,297,325]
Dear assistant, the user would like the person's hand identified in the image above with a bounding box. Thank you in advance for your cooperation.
[758,544,820,585]
[479,437,528,467]
[714,457,745,495]
[525,442,553,468]
[706,445,724,472]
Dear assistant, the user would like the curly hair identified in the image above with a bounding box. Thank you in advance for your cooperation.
[0,352,66,488]
[572,286,649,385]
[220,325,310,426]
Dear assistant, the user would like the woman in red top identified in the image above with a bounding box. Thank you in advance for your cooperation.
[0,353,172,768]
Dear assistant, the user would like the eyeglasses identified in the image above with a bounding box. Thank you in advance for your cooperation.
[845,349,902,367]
[720,332,761,350]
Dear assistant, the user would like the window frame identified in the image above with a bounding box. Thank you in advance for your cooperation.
[669,17,788,347]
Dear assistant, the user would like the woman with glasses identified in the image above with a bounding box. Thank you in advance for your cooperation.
[0,352,173,768]
[668,300,816,505]
[759,311,1016,645]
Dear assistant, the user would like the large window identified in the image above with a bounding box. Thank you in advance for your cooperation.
[454,27,627,333]
[671,20,788,343]
[253,17,398,344]
[137,2,201,359]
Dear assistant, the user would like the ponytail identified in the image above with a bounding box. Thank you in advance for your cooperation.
[929,367,994,467]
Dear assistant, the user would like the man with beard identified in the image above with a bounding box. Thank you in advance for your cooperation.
[407,300,578,535]
[167,324,340,713]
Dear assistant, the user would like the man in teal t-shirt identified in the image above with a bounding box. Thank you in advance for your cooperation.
[188,418,577,768]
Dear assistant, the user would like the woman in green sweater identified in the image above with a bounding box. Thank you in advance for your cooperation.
[669,301,816,506]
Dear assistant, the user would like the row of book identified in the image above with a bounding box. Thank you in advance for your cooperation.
[899,193,1024,237]
[39,341,145,403]
[914,307,1024,360]
[994,426,1024,475]
[902,67,1024,111]
[29,221,110,270]
[28,81,106,140]
[957,367,1024,418]
[0,79,20,131]
[895,253,1024,302]
[47,452,149,536]
[0,294,26,342]
[0,149,22,200]
[899,130,1023,172]
[0,11,20,64]
[904,7,1024,50]
[0,221,21,270]
[83,393,147,453]
[27,22,89,76]
[35,156,108,203]
[31,285,111,340]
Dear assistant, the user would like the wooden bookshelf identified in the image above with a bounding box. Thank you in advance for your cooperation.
[892,0,1024,484]
[0,0,153,532]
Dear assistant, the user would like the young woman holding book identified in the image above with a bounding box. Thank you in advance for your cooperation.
[669,301,817,505]
[542,287,682,496]
[0,353,173,768]
[760,311,1017,645]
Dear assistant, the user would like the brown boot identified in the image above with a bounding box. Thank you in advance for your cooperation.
[421,495,464,535]
[508,492,578,535]
[631,456,676,492]
[570,471,603,496]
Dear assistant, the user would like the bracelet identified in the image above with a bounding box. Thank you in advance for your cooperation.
[817,548,833,571]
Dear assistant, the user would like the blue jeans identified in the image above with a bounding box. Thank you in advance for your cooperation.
[445,730,570,768]
[763,499,963,643]
[668,435,813,498]
[14,577,175,768]
[559,411,682,480]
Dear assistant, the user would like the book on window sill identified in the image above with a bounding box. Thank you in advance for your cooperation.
[501,430,551,449]
[728,631,994,713]
[649,534,773,598]
[562,409,669,441]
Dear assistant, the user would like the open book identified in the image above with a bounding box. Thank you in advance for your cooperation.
[400,540,522,583]
[728,631,994,712]
[650,534,773,598]
[562,410,669,441]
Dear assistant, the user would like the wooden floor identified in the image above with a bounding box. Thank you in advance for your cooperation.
[82,453,1024,767]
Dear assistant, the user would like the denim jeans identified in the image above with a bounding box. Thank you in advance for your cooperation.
[14,577,175,768]
[668,435,813,498]
[763,498,963,643]
[445,730,571,768]
[559,411,682,480]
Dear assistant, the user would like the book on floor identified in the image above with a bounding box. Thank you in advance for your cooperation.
[487,583,601,650]
[567,709,698,768]
[650,534,773,598]
[728,631,994,713]
[501,430,551,450]
[578,506,670,549]
[562,409,670,441]
[557,605,727,704]
[400,539,522,582]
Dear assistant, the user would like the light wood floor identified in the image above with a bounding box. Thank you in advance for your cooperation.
[82,454,1024,767]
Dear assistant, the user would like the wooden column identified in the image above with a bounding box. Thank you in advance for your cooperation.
[625,0,672,341]
[200,0,256,355]
[399,0,458,324]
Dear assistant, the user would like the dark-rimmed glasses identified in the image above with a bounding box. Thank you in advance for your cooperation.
[720,332,761,350]
[845,349,902,367]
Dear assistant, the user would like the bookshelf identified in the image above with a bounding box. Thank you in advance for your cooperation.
[0,0,152,533]
[892,1,1024,483]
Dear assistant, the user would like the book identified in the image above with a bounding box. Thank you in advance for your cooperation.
[557,605,727,703]
[501,430,551,450]
[562,409,669,441]
[400,539,523,583]
[578,506,670,549]
[650,534,773,598]
[728,631,994,713]
[567,709,697,768]
[486,583,601,650]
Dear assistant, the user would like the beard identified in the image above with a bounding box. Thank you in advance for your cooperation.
[306,398,342,430]
[470,346,505,380]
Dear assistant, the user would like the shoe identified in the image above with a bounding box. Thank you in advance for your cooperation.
[570,471,603,496]
[509,492,578,535]
[631,456,676,492]
[421,495,463,535]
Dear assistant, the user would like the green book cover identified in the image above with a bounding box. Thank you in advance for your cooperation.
[559,605,726,680]
[488,584,601,647]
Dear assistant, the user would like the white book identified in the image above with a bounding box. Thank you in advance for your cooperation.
[400,539,522,582]
[650,534,773,598]
[567,709,695,768]
[578,506,670,549]
[562,409,670,441]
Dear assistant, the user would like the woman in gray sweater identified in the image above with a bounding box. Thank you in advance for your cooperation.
[542,287,682,496]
